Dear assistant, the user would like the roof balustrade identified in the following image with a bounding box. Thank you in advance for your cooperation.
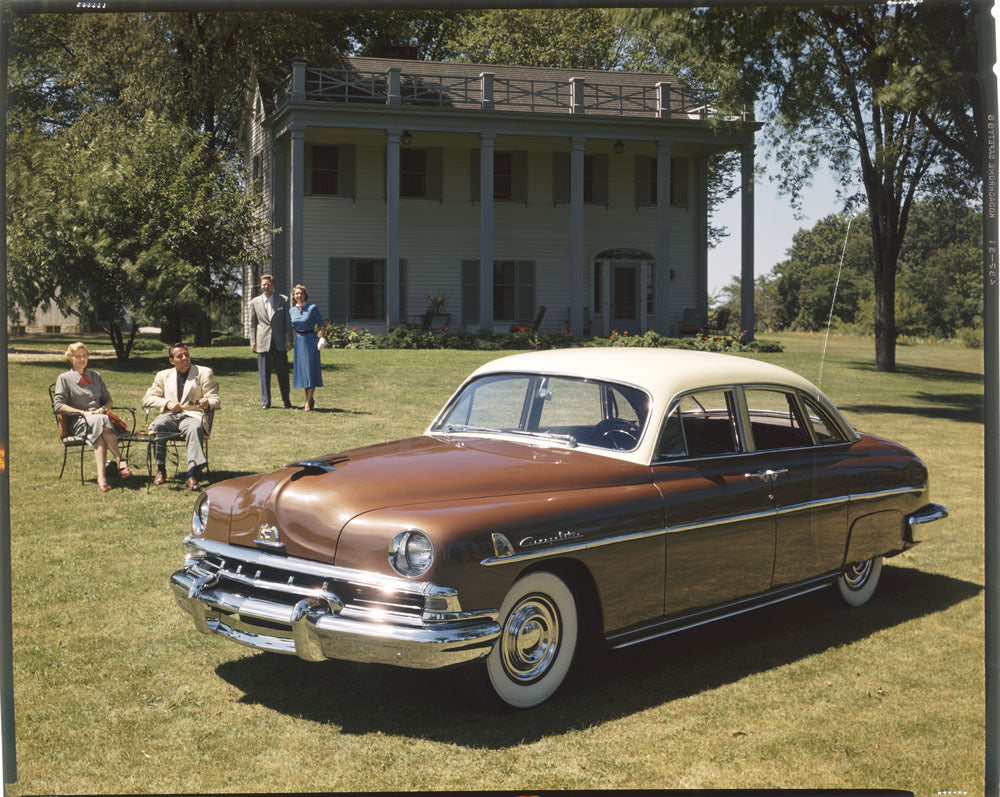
[273,65,751,122]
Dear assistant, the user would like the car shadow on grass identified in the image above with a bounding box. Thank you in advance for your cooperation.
[838,391,984,424]
[213,565,980,747]
[845,360,984,384]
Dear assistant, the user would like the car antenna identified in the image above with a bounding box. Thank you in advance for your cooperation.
[818,213,856,389]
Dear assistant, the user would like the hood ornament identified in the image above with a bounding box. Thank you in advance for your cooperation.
[255,523,285,551]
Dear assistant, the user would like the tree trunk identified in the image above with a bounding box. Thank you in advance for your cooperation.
[160,309,182,344]
[873,262,896,372]
[869,208,900,373]
[193,310,212,347]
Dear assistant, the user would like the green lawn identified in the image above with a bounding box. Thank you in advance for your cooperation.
[5,333,985,793]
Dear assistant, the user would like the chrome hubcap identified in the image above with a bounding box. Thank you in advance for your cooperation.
[843,559,872,590]
[499,594,560,683]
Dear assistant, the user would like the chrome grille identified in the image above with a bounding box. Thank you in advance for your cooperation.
[194,549,426,626]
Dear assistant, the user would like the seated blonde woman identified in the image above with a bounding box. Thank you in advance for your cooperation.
[53,341,131,492]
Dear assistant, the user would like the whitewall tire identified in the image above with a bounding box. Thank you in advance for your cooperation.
[836,556,883,607]
[485,571,578,709]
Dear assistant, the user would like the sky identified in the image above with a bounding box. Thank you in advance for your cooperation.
[706,165,845,299]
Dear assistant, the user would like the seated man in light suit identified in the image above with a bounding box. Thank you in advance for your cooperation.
[142,342,221,491]
[249,273,293,409]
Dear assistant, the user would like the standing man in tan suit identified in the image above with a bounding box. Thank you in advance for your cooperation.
[249,273,293,409]
[142,343,221,490]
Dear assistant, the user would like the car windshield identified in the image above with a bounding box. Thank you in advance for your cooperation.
[433,373,651,452]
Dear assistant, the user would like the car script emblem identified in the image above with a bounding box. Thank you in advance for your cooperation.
[255,523,285,550]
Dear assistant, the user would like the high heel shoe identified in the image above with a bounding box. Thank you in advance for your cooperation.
[118,462,132,479]
[304,396,314,412]
[98,483,111,493]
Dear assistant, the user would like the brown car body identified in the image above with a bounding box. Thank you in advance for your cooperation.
[171,348,946,708]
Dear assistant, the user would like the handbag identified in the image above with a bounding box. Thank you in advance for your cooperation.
[107,411,128,434]
[317,336,330,350]
[56,413,73,439]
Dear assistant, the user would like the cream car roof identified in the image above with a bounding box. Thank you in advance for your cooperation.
[432,347,853,464]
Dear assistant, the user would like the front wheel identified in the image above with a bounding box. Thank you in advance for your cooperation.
[484,571,578,709]
[836,556,883,607]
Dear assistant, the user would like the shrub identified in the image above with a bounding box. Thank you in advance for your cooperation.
[211,332,246,346]
[130,338,167,352]
[320,325,784,354]
[956,327,984,349]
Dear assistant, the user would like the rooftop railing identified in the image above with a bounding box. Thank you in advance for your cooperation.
[273,64,751,122]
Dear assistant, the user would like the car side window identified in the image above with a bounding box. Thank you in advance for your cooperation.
[744,388,812,450]
[799,394,845,444]
[656,389,739,459]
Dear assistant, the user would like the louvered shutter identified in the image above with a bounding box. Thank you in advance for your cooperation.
[461,259,480,324]
[328,258,349,322]
[426,147,443,200]
[552,152,569,204]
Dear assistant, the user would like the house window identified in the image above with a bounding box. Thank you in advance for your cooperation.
[45,325,61,334]
[252,152,263,195]
[553,152,608,205]
[461,260,535,324]
[329,257,386,321]
[583,155,595,203]
[401,149,427,197]
[311,145,339,195]
[9,325,25,336]
[469,150,527,202]
[351,260,385,320]
[494,152,512,200]
[635,156,690,208]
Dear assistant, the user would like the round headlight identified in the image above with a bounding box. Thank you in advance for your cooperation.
[192,494,210,537]
[388,530,434,578]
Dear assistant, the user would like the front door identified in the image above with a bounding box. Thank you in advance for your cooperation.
[652,388,776,616]
[611,262,641,333]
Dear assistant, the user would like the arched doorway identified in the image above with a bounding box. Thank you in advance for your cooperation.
[593,249,655,336]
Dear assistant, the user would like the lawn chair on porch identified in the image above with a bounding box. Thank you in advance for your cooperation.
[49,384,136,484]
[510,305,547,333]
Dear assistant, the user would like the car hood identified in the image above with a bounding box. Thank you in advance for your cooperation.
[222,434,651,562]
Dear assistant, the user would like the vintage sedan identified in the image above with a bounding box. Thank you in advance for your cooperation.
[170,348,947,708]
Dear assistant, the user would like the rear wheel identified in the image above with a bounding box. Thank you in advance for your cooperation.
[836,556,883,607]
[485,571,578,709]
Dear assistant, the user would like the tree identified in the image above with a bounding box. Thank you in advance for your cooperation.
[7,112,262,360]
[617,5,971,371]
[446,9,625,71]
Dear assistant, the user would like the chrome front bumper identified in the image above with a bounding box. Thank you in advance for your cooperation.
[170,538,501,669]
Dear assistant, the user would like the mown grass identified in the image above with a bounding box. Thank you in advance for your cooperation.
[5,332,985,794]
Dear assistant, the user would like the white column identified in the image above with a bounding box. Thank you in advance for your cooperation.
[656,141,672,335]
[479,133,495,330]
[289,123,305,290]
[740,139,756,341]
[697,156,709,322]
[271,135,287,293]
[569,137,585,335]
[386,130,401,327]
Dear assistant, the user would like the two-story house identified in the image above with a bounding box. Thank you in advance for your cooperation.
[242,56,760,337]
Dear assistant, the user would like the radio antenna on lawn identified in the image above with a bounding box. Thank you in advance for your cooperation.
[818,213,855,389]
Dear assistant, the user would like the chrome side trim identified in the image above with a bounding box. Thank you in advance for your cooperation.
[607,574,836,649]
[775,495,850,516]
[480,486,927,567]
[480,526,669,567]
[848,485,926,503]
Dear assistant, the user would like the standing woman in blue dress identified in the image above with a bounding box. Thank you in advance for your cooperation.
[289,284,325,411]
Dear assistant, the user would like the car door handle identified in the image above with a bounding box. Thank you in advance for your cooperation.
[745,468,788,484]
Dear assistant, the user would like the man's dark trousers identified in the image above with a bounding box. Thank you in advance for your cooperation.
[258,342,291,407]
